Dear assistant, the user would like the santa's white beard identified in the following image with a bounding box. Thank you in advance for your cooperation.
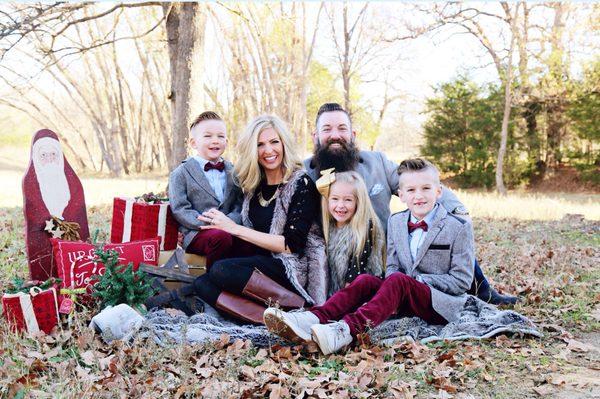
[36,166,70,218]
[31,138,71,219]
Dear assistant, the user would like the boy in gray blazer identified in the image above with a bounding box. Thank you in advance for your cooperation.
[168,111,244,267]
[264,158,474,355]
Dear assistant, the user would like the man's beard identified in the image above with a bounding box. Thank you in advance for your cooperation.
[313,139,360,173]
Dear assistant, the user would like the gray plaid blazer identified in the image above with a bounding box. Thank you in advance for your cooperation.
[168,158,242,249]
[385,206,475,322]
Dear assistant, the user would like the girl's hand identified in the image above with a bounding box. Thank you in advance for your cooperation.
[197,209,238,235]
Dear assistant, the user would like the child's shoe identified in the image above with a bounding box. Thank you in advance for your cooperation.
[311,320,352,355]
[263,308,319,343]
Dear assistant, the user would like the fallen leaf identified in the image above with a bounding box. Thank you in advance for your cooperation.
[80,350,96,366]
[533,384,554,396]
[567,339,598,353]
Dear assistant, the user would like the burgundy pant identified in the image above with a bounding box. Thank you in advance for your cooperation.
[310,273,447,337]
[186,229,258,268]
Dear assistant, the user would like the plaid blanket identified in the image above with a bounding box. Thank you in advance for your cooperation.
[141,296,541,347]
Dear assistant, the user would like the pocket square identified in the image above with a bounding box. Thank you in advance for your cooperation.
[369,184,384,196]
[429,244,451,250]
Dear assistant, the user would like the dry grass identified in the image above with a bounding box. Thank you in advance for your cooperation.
[1,205,599,397]
[389,189,600,221]
[2,166,599,220]
[2,141,599,397]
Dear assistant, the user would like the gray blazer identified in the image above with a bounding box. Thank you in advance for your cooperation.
[168,158,242,249]
[385,206,474,322]
[304,151,466,231]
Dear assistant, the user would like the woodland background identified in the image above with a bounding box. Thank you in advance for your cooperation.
[0,2,598,194]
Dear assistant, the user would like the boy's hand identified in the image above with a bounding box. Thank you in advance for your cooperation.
[198,209,238,235]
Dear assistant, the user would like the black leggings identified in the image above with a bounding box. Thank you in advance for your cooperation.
[193,255,299,307]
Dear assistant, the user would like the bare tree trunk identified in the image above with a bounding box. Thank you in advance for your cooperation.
[342,3,352,115]
[496,4,519,195]
[163,3,205,171]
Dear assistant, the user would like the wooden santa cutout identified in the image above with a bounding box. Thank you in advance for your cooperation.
[22,129,90,280]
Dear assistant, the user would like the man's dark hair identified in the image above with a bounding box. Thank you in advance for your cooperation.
[315,103,351,127]
[190,111,222,130]
[397,158,440,181]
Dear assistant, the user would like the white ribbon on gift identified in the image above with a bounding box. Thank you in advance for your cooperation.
[121,198,170,250]
[121,198,135,242]
[7,287,59,334]
[18,291,39,334]
[157,203,168,251]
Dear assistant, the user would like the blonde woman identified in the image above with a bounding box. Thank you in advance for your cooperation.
[319,171,385,297]
[193,115,327,324]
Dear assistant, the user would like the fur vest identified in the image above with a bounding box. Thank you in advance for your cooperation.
[327,221,384,297]
[241,170,328,305]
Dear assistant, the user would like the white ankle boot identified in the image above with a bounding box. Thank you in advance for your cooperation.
[311,320,353,355]
[263,307,319,343]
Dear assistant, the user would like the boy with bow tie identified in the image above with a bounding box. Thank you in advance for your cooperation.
[264,158,474,355]
[169,111,245,268]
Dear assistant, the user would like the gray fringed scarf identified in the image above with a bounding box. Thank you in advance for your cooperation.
[327,222,384,297]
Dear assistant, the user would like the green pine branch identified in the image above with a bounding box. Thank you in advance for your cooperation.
[91,248,157,313]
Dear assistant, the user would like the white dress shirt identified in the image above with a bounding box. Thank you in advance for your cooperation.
[194,156,226,203]
[408,204,439,262]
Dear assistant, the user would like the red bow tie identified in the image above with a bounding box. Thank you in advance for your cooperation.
[408,220,428,233]
[204,161,225,172]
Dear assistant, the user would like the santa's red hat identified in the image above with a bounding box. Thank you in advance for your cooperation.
[31,129,60,143]
[29,129,61,157]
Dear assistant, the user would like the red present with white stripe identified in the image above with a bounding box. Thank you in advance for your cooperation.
[110,197,178,250]
[2,287,59,334]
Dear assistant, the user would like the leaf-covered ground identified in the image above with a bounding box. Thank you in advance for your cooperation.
[0,206,598,398]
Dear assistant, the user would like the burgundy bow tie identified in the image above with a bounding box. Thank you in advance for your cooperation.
[204,161,225,172]
[408,220,428,233]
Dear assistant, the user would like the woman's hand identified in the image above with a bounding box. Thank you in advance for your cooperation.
[197,209,239,235]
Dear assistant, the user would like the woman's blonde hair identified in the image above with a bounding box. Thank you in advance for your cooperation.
[321,171,385,261]
[234,114,303,193]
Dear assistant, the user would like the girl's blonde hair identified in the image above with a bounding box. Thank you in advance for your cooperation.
[321,171,385,261]
[234,114,303,193]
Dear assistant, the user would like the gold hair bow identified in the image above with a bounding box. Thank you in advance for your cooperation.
[316,168,336,198]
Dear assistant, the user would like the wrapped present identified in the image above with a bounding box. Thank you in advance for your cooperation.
[51,238,160,311]
[2,286,59,334]
[111,197,178,250]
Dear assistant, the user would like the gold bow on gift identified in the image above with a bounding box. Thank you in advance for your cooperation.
[316,168,336,198]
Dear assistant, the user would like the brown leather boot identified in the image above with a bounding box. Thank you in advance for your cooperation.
[242,270,305,309]
[215,291,266,325]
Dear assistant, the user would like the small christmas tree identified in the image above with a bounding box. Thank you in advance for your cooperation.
[92,249,156,313]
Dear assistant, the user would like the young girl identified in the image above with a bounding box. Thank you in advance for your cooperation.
[319,170,385,297]
[263,170,386,339]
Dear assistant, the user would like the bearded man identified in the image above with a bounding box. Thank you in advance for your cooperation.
[304,103,518,305]
[22,129,90,280]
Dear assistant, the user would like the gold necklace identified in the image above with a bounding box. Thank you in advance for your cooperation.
[258,185,281,207]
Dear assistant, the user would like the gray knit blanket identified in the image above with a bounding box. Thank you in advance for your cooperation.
[141,296,541,347]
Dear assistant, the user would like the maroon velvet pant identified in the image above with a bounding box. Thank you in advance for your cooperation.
[186,229,258,268]
[310,273,447,337]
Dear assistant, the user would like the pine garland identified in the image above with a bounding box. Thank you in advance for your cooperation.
[91,249,156,313]
[5,277,62,294]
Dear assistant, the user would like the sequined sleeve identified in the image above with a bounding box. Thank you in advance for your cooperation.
[283,174,321,256]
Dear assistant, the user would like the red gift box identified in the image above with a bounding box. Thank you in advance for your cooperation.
[111,197,178,251]
[2,287,59,334]
[51,238,160,310]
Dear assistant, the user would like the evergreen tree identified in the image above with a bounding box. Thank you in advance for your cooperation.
[421,76,526,188]
[92,249,156,313]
